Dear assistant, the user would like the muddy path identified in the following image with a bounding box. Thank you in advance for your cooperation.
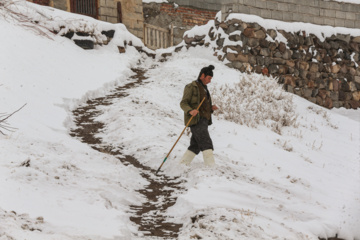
[70,68,184,239]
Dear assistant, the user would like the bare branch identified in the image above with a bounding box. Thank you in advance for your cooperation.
[0,104,27,135]
[0,0,54,40]
[1,103,27,122]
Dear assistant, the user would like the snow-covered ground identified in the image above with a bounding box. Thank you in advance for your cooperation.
[1,1,359,240]
[97,47,360,240]
[0,1,147,239]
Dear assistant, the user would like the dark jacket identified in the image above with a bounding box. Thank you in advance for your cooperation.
[180,80,213,126]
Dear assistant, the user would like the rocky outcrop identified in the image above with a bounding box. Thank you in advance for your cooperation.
[183,18,360,109]
[61,29,115,50]
[59,29,155,57]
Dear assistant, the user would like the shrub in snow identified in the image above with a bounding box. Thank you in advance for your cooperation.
[212,74,297,134]
[274,139,293,152]
[307,105,338,129]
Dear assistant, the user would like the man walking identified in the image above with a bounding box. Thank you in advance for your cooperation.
[179,65,218,166]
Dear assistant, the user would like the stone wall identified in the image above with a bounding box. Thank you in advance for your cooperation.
[120,0,144,40]
[143,2,217,45]
[182,18,360,109]
[221,0,360,29]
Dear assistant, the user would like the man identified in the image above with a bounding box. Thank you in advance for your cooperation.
[179,65,218,166]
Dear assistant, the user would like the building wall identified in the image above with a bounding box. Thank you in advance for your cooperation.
[120,0,144,40]
[49,0,68,11]
[221,0,360,29]
[99,0,117,23]
[98,0,144,40]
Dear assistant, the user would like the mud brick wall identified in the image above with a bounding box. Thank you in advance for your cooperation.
[183,19,360,109]
[221,0,360,29]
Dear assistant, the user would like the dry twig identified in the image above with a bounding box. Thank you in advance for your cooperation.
[0,104,27,135]
[0,0,54,40]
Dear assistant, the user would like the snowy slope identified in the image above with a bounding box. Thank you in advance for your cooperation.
[1,1,360,240]
[97,47,360,240]
[0,1,147,239]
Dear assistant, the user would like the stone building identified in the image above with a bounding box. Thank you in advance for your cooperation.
[27,0,224,46]
[28,0,144,40]
[27,0,360,50]
[221,0,360,29]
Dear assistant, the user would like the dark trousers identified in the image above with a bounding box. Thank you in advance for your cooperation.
[188,118,214,155]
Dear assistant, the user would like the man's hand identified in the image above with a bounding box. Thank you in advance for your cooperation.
[189,109,199,116]
[212,105,219,111]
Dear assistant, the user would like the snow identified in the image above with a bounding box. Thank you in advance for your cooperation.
[142,0,168,3]
[1,1,360,240]
[226,13,360,41]
[351,52,359,67]
[333,0,360,4]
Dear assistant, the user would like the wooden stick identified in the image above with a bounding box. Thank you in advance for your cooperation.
[156,97,206,175]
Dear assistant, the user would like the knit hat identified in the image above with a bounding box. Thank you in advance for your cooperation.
[198,65,215,79]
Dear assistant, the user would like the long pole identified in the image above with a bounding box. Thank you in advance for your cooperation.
[156,97,206,175]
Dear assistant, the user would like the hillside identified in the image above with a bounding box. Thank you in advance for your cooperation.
[0,1,359,239]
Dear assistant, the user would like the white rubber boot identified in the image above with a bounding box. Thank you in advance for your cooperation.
[202,149,215,167]
[180,150,196,165]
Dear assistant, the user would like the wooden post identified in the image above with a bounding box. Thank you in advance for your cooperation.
[156,30,160,49]
[150,28,153,48]
[144,23,147,47]
[170,23,174,47]
[144,23,172,50]
[159,30,162,48]
[117,2,122,23]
